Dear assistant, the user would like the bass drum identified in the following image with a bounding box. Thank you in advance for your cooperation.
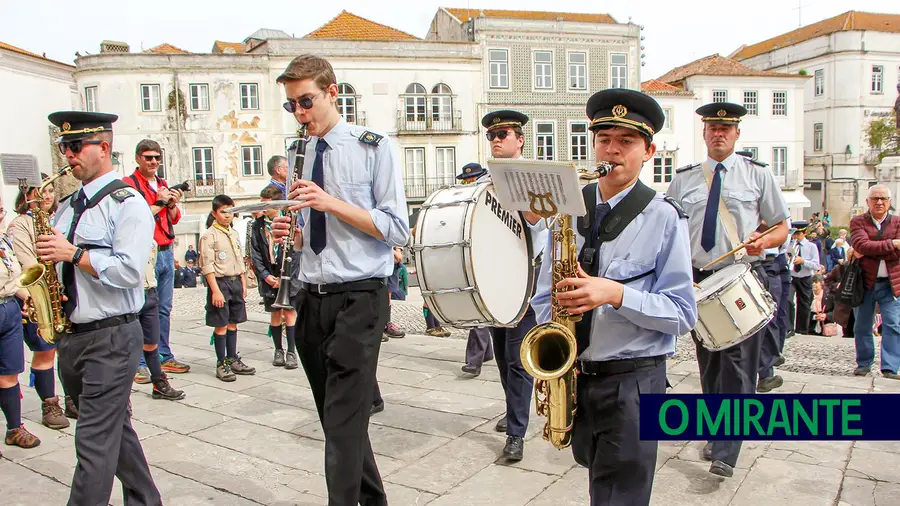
[412,182,534,328]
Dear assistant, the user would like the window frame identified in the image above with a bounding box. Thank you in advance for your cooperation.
[569,122,589,161]
[192,147,215,181]
[239,82,259,110]
[84,86,98,112]
[609,52,628,89]
[567,51,588,91]
[813,123,824,152]
[712,90,728,103]
[772,147,787,177]
[653,154,675,183]
[337,83,357,123]
[534,121,556,161]
[241,145,263,177]
[189,83,209,112]
[814,69,824,97]
[435,146,457,185]
[488,48,510,90]
[140,84,161,112]
[872,65,884,94]
[533,49,554,91]
[743,90,758,116]
[772,91,787,116]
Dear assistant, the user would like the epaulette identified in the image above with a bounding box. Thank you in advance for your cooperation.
[60,191,76,203]
[675,163,700,174]
[110,188,135,203]
[745,157,768,168]
[358,131,384,146]
[663,196,687,219]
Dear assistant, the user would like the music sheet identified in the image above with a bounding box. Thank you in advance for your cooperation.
[486,159,586,216]
[0,154,41,187]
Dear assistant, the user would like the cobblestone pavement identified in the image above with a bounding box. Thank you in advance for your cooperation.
[2,286,897,505]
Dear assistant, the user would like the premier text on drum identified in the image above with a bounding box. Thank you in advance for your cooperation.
[484,191,523,239]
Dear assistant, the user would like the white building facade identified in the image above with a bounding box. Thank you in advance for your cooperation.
[639,81,696,192]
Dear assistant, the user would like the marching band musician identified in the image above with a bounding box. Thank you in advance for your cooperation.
[272,54,409,506]
[37,111,161,504]
[531,88,697,505]
[10,175,78,427]
[666,102,790,478]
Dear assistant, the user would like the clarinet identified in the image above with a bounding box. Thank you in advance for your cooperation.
[271,124,309,309]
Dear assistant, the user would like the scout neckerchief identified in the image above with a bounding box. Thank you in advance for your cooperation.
[0,234,15,271]
[264,216,278,264]
[213,223,241,261]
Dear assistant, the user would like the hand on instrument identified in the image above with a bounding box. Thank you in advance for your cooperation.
[554,264,625,314]
[271,216,301,243]
[744,231,765,257]
[211,291,225,308]
[289,180,337,213]
[36,229,76,264]
[792,256,805,265]
[266,275,280,288]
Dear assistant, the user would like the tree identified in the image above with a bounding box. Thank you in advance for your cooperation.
[865,113,899,164]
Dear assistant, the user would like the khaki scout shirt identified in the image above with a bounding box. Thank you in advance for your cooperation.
[144,243,158,290]
[8,213,38,270]
[200,223,245,278]
[0,234,23,298]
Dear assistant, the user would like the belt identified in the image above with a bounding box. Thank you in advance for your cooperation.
[302,277,385,295]
[577,354,666,376]
[71,313,138,334]
[218,275,241,281]
[158,244,171,251]
[0,296,15,305]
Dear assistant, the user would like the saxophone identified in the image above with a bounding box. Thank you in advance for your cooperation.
[520,161,613,449]
[16,167,73,344]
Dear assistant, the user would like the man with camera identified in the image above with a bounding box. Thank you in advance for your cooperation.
[126,139,192,383]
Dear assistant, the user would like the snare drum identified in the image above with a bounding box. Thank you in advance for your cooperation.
[693,263,775,351]
[412,182,534,328]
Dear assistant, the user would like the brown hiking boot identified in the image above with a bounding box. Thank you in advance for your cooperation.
[5,425,40,448]
[152,375,186,401]
[41,396,70,430]
[161,359,191,374]
[64,395,79,419]
[216,361,236,382]
[226,357,256,375]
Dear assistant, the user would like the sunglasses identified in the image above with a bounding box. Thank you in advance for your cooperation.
[142,154,162,161]
[486,130,512,141]
[283,90,326,113]
[58,139,103,155]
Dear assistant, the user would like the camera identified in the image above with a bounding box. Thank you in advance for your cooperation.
[169,181,190,192]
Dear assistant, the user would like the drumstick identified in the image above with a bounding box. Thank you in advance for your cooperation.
[700,224,780,271]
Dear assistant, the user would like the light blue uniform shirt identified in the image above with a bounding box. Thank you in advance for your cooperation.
[790,238,820,278]
[52,170,154,324]
[292,119,409,284]
[530,182,698,361]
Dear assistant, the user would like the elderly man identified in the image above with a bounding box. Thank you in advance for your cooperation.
[849,184,900,379]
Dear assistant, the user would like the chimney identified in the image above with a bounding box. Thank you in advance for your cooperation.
[100,40,130,53]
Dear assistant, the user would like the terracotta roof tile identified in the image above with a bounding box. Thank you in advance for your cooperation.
[641,79,693,96]
[657,54,804,86]
[733,10,900,60]
[212,41,245,54]
[0,41,73,67]
[304,11,419,41]
[444,7,617,24]
[145,43,191,54]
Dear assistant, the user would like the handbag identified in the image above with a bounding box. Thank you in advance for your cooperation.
[823,323,842,337]
[837,259,865,308]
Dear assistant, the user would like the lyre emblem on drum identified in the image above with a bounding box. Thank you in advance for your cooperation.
[528,191,558,218]
[735,298,746,310]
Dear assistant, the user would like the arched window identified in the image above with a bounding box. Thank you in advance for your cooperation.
[337,83,356,124]
[405,83,426,123]
[430,83,452,125]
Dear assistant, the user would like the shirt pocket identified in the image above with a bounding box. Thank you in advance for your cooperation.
[75,223,109,248]
[336,183,374,208]
[681,192,708,218]
[725,190,758,216]
[604,259,655,290]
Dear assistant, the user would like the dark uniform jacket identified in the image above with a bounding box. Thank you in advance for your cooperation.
[249,216,301,300]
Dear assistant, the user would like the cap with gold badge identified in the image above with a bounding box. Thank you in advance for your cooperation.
[585,89,665,139]
[48,111,118,143]
[481,110,529,132]
[456,162,487,180]
[695,102,747,124]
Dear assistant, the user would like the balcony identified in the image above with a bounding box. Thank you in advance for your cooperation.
[404,176,456,200]
[396,110,464,135]
[185,177,225,200]
[780,168,801,190]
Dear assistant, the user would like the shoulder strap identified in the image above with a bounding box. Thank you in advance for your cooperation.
[86,179,132,209]
[126,174,147,199]
[702,162,745,261]
[595,180,656,242]
[576,182,597,238]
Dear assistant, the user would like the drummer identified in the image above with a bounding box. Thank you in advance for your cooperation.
[666,102,789,478]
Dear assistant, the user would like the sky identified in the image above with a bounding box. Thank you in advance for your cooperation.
[3,0,899,79]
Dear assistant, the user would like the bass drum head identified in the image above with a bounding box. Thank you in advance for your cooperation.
[696,263,749,302]
[467,184,533,325]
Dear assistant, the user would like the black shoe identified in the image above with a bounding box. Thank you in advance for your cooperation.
[854,366,871,376]
[709,460,734,478]
[882,370,900,380]
[371,401,385,415]
[495,415,507,433]
[151,375,186,401]
[461,364,481,376]
[502,435,524,461]
[757,375,784,393]
[774,356,785,367]
[701,442,713,461]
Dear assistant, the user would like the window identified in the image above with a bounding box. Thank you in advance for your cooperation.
[662,108,673,130]
[568,52,587,90]
[157,148,167,180]
[872,65,883,93]
[570,123,588,161]
[814,69,824,97]
[240,83,258,110]
[610,53,627,88]
[241,145,263,176]
[337,83,356,123]
[489,49,509,89]
[435,147,456,185]
[431,83,453,124]
[189,83,209,111]
[404,147,425,183]
[534,51,553,89]
[140,84,161,112]
[84,86,97,112]
[192,147,214,181]
[712,90,728,103]
[772,91,787,116]
[653,155,674,183]
[743,147,759,159]
[743,91,758,116]
[772,147,786,176]
[813,123,823,152]
[405,83,426,123]
[535,122,555,161]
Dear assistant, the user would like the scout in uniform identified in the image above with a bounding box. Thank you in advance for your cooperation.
[137,242,185,400]
[272,54,409,506]
[531,88,697,505]
[9,175,78,426]
[666,102,790,478]
[200,194,254,382]
[38,110,161,505]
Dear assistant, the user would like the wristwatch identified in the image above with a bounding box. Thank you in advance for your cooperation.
[72,247,85,265]
[154,199,167,208]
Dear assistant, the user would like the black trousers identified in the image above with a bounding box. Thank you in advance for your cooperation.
[792,276,813,334]
[57,319,161,506]
[692,265,767,468]
[464,327,493,367]
[490,305,536,437]
[759,256,787,380]
[295,284,389,506]
[571,360,666,506]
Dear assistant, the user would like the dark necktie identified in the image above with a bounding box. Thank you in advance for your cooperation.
[309,138,328,255]
[701,163,725,252]
[62,190,87,318]
[592,202,612,240]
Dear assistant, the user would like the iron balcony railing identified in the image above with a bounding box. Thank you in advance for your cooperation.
[404,176,456,200]
[185,177,225,200]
